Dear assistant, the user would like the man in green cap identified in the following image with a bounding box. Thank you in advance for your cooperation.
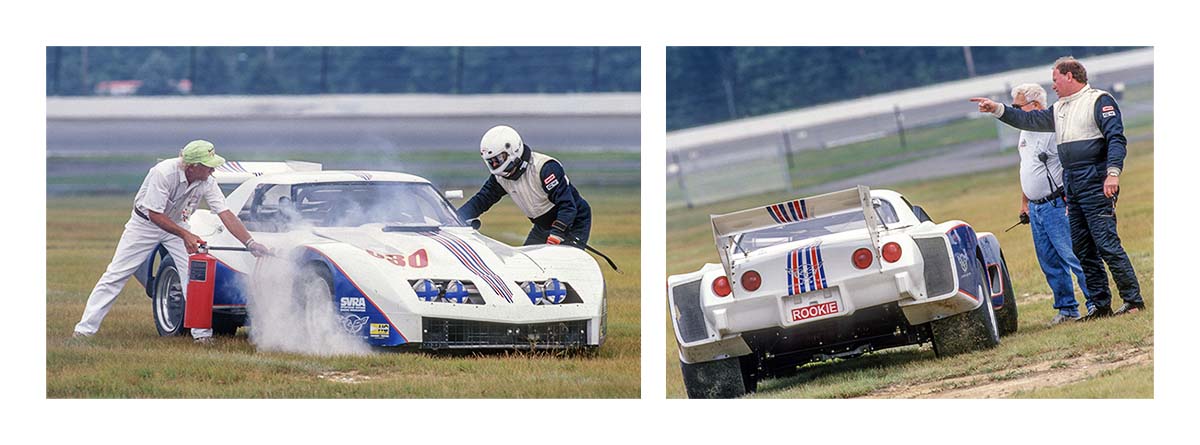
[73,140,270,343]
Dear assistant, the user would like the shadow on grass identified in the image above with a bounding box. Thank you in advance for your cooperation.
[756,346,934,395]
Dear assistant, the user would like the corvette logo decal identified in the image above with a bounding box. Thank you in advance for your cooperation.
[420,231,515,303]
[339,314,369,335]
[767,199,809,224]
[786,243,827,295]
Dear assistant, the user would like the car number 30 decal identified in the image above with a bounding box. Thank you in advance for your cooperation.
[364,248,429,268]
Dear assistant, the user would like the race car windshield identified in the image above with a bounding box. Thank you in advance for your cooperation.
[249,181,466,229]
[734,199,901,255]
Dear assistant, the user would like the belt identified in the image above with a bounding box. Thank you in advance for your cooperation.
[1030,188,1065,205]
[134,207,150,220]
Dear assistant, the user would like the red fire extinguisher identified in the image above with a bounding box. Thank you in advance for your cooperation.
[184,241,216,329]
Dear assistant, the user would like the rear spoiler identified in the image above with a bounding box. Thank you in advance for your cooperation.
[212,160,323,184]
[710,186,881,277]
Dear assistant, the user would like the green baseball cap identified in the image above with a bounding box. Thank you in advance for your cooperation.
[180,140,225,168]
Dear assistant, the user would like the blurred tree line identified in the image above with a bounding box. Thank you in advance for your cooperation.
[667,46,1140,130]
[46,46,640,96]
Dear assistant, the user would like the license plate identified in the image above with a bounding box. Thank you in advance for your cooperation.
[783,288,842,323]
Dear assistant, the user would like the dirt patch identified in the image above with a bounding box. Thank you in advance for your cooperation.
[316,370,373,384]
[859,347,1152,399]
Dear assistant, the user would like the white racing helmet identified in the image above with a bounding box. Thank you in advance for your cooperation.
[480,125,525,178]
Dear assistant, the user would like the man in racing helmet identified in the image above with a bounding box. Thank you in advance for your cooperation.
[457,125,592,247]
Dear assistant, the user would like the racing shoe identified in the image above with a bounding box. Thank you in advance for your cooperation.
[1113,301,1146,316]
[1077,306,1113,322]
[1049,312,1080,326]
[194,336,215,345]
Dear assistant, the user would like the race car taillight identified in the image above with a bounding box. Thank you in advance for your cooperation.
[852,248,873,269]
[882,242,903,263]
[712,276,732,297]
[740,270,761,291]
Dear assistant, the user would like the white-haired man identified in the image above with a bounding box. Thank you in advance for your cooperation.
[1009,83,1093,325]
[73,140,270,343]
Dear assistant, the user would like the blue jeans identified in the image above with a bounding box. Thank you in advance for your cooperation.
[1029,198,1093,315]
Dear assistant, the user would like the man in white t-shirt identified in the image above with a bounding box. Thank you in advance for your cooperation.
[73,140,270,343]
[1010,84,1092,325]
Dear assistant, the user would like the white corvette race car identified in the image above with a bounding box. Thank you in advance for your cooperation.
[132,161,606,350]
[668,186,1017,398]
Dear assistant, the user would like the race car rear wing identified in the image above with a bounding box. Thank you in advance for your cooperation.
[211,160,323,184]
[710,185,881,277]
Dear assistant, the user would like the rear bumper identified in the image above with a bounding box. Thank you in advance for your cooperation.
[672,235,974,364]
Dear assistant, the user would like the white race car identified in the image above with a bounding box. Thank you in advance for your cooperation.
[668,186,1017,398]
[132,161,606,350]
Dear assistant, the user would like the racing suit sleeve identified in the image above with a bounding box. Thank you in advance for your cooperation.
[1094,94,1128,173]
[457,175,506,221]
[998,104,1056,133]
[540,160,576,238]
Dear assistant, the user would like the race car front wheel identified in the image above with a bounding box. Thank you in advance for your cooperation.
[152,257,187,337]
[681,356,749,399]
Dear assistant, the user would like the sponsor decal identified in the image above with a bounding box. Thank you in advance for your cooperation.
[1102,105,1114,112]
[1102,111,1117,118]
[364,248,429,268]
[956,252,972,276]
[339,297,366,313]
[767,199,809,224]
[786,243,827,295]
[791,300,840,322]
[543,173,560,191]
[369,323,390,339]
[339,314,369,335]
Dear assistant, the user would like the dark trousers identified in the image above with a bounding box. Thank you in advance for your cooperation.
[1065,165,1142,308]
[524,205,592,247]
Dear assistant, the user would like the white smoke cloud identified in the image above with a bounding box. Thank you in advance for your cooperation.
[244,244,373,357]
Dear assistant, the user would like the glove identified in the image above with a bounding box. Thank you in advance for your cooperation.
[546,234,564,245]
[247,239,273,258]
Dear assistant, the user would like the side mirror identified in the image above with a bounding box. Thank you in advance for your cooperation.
[444,190,464,200]
[467,218,482,230]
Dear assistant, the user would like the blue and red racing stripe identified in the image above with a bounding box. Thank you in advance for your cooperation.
[420,231,515,303]
[786,244,827,296]
[767,199,809,224]
[218,160,248,173]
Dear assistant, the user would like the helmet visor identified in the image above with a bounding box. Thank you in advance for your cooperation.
[485,152,509,170]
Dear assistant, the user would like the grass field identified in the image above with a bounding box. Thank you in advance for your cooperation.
[665,138,1154,398]
[47,185,640,398]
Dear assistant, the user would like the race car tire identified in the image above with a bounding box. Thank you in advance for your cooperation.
[152,256,187,337]
[994,251,1019,337]
[681,356,748,399]
[931,260,1000,357]
[738,354,760,395]
[295,263,336,330]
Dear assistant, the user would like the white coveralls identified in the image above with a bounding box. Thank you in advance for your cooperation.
[74,158,229,338]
